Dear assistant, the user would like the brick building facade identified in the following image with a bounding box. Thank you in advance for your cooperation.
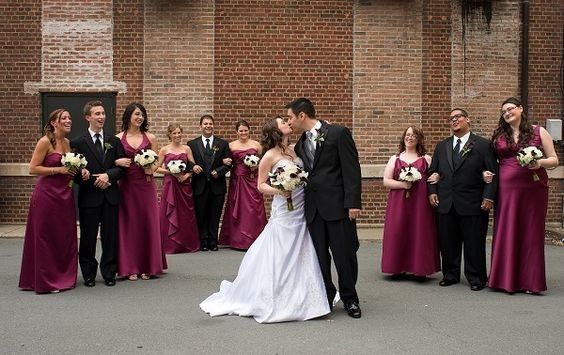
[1,0,563,227]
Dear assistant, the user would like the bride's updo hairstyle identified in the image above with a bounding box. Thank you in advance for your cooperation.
[261,116,285,153]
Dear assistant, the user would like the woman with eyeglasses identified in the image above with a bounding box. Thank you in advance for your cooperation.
[485,97,558,294]
[381,127,440,280]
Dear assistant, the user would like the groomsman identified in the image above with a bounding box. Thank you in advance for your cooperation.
[71,101,125,287]
[188,114,231,251]
[428,108,498,291]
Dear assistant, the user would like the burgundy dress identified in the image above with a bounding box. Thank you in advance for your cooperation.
[489,126,549,293]
[19,152,78,293]
[219,148,266,250]
[381,156,440,276]
[118,132,165,276]
[160,152,200,253]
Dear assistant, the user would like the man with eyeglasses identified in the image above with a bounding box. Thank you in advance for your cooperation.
[427,108,498,291]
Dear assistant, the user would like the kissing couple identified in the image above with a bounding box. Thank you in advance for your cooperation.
[200,98,363,323]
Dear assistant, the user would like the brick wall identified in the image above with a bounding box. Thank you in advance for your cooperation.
[0,0,41,163]
[214,0,353,141]
[1,0,562,226]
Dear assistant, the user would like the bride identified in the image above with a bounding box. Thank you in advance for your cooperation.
[199,116,330,323]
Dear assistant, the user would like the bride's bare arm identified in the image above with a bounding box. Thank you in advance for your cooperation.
[258,151,287,196]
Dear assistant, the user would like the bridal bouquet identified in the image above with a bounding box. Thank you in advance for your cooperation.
[398,165,422,198]
[134,149,158,181]
[269,162,308,211]
[243,154,260,168]
[517,146,543,181]
[166,159,186,175]
[61,152,88,187]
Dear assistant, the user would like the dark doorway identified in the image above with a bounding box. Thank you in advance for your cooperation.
[41,93,117,140]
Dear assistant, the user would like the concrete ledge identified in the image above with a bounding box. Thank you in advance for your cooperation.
[2,163,563,179]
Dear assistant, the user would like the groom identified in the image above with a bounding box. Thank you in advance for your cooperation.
[287,98,363,318]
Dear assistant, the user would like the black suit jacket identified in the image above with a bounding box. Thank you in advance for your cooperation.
[428,132,498,216]
[187,136,231,196]
[70,133,125,208]
[295,121,362,223]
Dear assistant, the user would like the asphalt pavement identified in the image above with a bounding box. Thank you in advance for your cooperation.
[1,237,563,354]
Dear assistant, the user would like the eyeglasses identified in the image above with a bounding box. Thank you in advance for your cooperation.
[448,113,466,122]
[500,106,518,116]
[405,133,419,139]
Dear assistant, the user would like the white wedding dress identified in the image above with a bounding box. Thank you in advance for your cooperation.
[200,158,330,323]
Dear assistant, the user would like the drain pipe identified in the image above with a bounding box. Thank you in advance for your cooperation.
[521,0,530,115]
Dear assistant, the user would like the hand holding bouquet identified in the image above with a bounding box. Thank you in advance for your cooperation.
[398,165,422,198]
[269,161,308,211]
[61,152,88,187]
[517,146,543,181]
[243,154,260,168]
[166,159,186,175]
[134,149,158,181]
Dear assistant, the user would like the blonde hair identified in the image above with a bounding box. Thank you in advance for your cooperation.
[167,123,183,140]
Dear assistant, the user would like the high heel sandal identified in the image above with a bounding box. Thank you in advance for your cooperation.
[140,274,150,280]
[128,274,138,281]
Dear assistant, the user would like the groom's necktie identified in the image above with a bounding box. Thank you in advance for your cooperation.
[305,131,315,166]
[452,138,462,167]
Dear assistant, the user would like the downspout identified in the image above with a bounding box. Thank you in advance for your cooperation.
[521,0,530,115]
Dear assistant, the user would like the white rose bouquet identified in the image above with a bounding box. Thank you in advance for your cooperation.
[166,159,186,175]
[134,148,158,181]
[517,146,543,181]
[243,154,260,168]
[61,152,88,187]
[269,161,308,211]
[398,165,422,198]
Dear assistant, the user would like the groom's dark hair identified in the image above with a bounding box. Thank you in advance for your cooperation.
[285,98,316,118]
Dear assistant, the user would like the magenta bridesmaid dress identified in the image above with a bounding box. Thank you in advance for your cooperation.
[19,152,78,293]
[118,132,165,277]
[381,156,440,276]
[489,126,549,293]
[160,152,200,253]
[219,148,266,250]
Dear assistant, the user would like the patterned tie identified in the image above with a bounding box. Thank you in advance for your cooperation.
[453,138,462,167]
[305,131,315,166]
[94,133,104,162]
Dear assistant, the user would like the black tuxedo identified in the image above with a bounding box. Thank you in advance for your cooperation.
[295,121,362,306]
[187,136,231,248]
[428,132,498,285]
[71,133,125,281]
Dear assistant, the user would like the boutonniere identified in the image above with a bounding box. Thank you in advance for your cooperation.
[212,145,219,152]
[461,140,474,157]
[314,129,326,143]
[104,142,113,153]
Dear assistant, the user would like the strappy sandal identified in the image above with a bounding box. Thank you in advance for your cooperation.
[128,274,138,281]
[140,274,150,280]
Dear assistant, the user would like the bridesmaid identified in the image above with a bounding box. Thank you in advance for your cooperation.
[115,103,165,280]
[156,124,200,253]
[19,109,85,293]
[486,97,558,294]
[381,126,440,279]
[219,119,267,250]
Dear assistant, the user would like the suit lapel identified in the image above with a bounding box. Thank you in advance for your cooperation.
[311,122,328,170]
[194,138,205,163]
[445,136,454,172]
[456,133,476,171]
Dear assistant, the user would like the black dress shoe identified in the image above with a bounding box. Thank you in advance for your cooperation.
[210,245,219,251]
[104,279,116,287]
[344,302,362,319]
[84,279,96,287]
[201,246,209,251]
[439,279,457,287]
[470,284,485,291]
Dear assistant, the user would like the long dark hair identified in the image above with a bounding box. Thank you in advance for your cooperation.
[491,97,533,148]
[397,126,427,156]
[44,108,68,149]
[261,116,286,153]
[121,102,149,132]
